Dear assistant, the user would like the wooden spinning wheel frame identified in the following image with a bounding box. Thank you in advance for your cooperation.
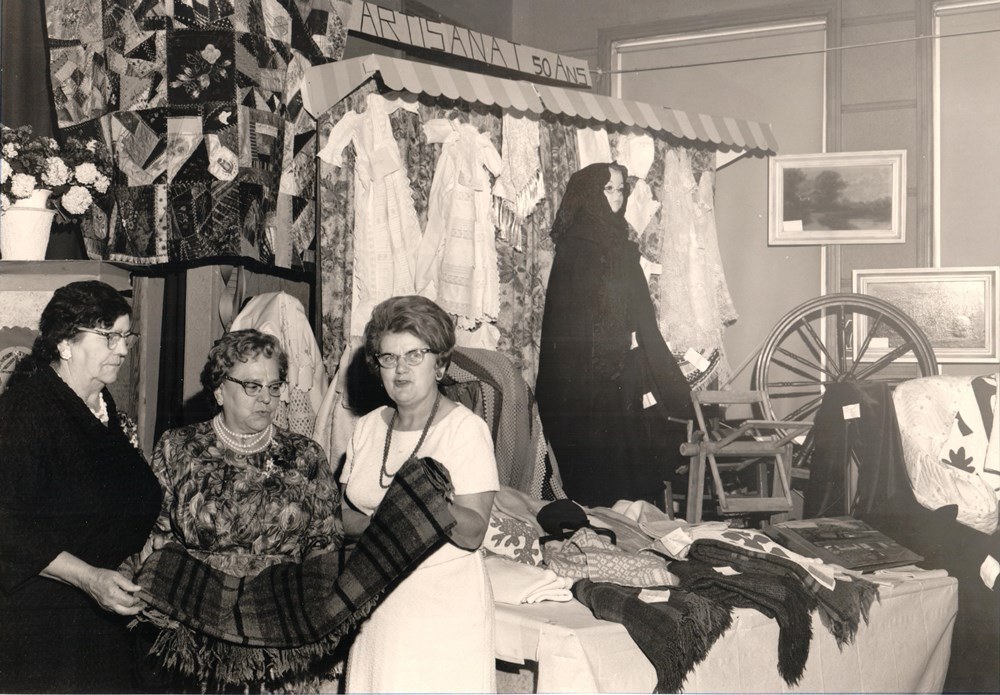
[750,293,939,474]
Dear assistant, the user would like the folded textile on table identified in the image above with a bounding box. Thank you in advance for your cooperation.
[573,579,732,694]
[135,456,455,685]
[670,558,814,685]
[545,527,678,587]
[485,555,574,604]
[685,530,879,647]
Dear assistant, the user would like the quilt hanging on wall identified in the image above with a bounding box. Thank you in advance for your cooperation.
[44,0,350,268]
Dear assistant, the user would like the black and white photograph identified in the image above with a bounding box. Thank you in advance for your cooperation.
[1,2,998,694]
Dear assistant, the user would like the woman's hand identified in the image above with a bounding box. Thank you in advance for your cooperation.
[40,551,146,615]
[80,567,146,615]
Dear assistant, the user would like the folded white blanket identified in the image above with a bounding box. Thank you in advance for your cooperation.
[485,555,574,604]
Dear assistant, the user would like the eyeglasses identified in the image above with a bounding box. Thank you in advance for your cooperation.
[77,327,140,350]
[375,347,437,369]
[223,375,287,398]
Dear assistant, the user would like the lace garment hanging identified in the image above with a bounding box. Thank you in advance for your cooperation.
[318,94,422,337]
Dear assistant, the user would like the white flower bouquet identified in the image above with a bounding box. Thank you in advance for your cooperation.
[1,123,113,220]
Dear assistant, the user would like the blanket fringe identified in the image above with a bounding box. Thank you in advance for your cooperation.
[135,590,384,690]
[816,582,880,647]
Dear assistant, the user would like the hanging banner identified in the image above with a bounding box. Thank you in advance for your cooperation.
[347,1,593,88]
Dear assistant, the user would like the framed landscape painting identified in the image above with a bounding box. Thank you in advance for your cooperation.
[853,267,999,363]
[769,150,906,245]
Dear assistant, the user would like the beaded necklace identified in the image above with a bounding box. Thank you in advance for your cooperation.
[380,392,440,489]
[212,413,273,455]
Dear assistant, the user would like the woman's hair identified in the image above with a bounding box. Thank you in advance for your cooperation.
[32,280,132,365]
[200,329,288,392]
[362,296,456,375]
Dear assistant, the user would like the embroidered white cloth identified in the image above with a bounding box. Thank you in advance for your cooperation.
[893,373,1000,534]
[624,179,660,236]
[576,126,612,168]
[485,555,574,604]
[493,114,544,249]
[415,118,503,340]
[615,132,655,179]
[318,93,421,337]
[230,291,329,437]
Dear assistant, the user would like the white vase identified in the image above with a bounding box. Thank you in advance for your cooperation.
[1,189,55,260]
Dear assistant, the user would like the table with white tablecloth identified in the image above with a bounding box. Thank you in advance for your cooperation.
[495,573,957,693]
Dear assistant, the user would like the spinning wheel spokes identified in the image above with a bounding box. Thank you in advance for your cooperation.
[752,293,939,454]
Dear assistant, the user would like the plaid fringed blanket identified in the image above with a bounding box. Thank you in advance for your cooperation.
[573,580,732,694]
[686,534,879,647]
[670,558,815,685]
[135,456,455,686]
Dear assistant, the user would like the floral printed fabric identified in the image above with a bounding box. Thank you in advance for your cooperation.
[149,420,341,573]
[44,0,349,268]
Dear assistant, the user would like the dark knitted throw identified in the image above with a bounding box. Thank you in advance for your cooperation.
[573,579,732,693]
[135,456,455,686]
[687,538,879,647]
[670,559,814,685]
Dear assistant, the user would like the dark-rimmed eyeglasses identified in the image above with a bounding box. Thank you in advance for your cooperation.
[375,347,437,369]
[77,327,140,350]
[223,375,287,398]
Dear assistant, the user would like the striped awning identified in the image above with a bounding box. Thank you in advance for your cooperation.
[303,54,777,154]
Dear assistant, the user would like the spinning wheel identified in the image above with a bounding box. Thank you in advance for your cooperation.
[751,293,939,470]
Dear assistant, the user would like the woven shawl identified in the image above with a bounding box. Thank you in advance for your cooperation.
[686,537,879,647]
[573,579,732,694]
[670,558,814,685]
[135,456,455,684]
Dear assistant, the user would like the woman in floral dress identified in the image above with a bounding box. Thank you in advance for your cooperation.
[145,329,341,688]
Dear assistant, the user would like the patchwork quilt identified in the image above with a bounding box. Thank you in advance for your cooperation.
[44,0,350,267]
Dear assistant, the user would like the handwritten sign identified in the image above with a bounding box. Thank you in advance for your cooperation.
[348,1,593,88]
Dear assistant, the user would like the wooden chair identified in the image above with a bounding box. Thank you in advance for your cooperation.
[678,390,811,523]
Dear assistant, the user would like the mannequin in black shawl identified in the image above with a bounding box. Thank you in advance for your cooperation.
[536,162,694,508]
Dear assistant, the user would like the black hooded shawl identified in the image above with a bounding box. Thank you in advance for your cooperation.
[535,163,693,507]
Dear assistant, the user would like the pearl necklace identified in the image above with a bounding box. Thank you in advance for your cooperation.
[380,392,440,489]
[213,414,273,455]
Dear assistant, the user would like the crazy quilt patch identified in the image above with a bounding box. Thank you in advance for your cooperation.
[44,0,348,268]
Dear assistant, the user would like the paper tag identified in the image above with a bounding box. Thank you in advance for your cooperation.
[683,348,712,372]
[783,219,804,232]
[642,392,657,409]
[637,588,672,604]
[842,403,861,420]
[981,555,1000,589]
[630,331,638,350]
[713,565,741,576]
[793,434,807,445]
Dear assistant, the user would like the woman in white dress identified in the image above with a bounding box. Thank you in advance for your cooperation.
[340,295,499,693]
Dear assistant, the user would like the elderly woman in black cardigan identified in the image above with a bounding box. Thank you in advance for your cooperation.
[0,280,162,693]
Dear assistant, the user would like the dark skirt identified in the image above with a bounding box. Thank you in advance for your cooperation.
[0,578,139,693]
